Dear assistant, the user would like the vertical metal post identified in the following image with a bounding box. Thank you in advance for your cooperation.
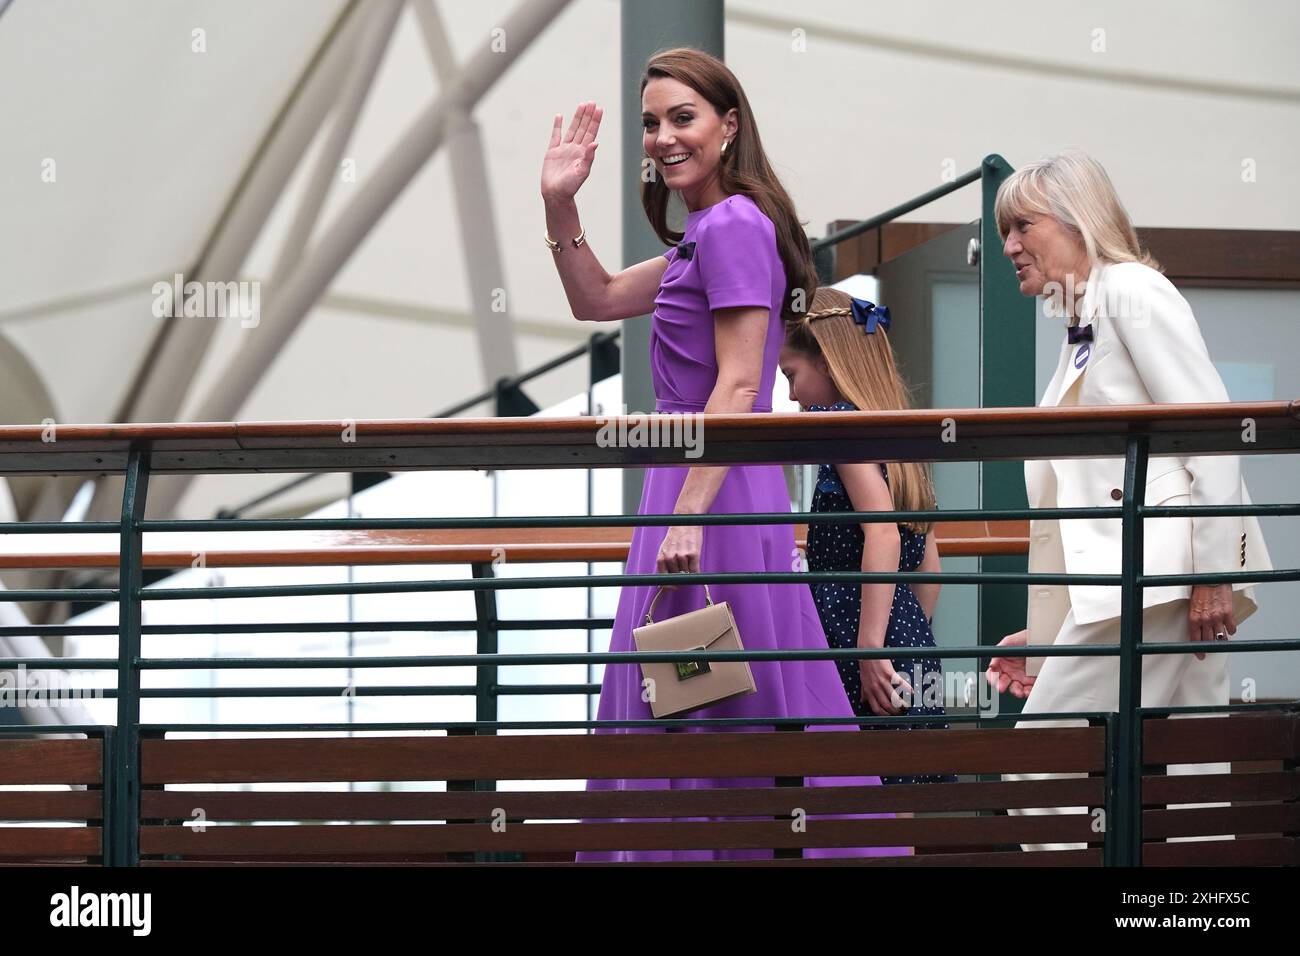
[99,726,115,866]
[1102,714,1117,867]
[977,155,1036,678]
[813,242,834,286]
[470,562,499,733]
[445,725,478,864]
[774,722,803,859]
[111,448,150,867]
[619,0,724,513]
[494,377,541,417]
[465,560,519,863]
[1115,436,1149,865]
[588,331,621,386]
[449,561,497,863]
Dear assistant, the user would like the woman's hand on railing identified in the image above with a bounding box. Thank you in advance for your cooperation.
[986,629,1036,699]
[656,525,703,589]
[1188,583,1237,661]
[861,657,911,717]
[541,101,602,202]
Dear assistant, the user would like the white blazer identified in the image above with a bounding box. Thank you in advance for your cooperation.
[1024,261,1271,642]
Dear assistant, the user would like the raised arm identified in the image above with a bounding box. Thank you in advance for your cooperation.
[541,102,666,322]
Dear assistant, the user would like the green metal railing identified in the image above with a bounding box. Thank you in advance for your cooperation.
[1,412,1298,867]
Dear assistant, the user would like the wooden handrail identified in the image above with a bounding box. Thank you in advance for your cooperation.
[0,401,1296,475]
[0,522,1028,570]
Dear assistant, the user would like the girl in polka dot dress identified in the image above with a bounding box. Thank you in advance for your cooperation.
[779,287,956,786]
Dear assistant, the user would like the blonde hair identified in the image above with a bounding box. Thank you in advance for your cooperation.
[785,288,936,534]
[994,149,1160,271]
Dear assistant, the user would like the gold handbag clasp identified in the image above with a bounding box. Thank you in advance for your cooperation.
[675,655,711,681]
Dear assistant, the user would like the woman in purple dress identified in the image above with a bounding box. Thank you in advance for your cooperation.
[541,48,902,861]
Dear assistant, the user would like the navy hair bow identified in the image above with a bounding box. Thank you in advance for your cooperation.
[676,241,696,261]
[849,297,891,334]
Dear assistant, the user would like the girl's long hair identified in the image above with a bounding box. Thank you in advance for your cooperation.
[640,47,816,322]
[785,287,936,534]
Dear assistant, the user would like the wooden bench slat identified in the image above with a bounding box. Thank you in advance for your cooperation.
[1143,713,1298,764]
[0,861,98,867]
[1143,770,1299,805]
[0,827,101,857]
[139,814,1099,855]
[1142,803,1300,839]
[0,740,102,785]
[142,729,1105,784]
[1142,837,1297,867]
[140,778,1105,820]
[0,791,101,820]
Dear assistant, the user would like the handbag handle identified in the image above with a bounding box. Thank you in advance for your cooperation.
[644,584,715,625]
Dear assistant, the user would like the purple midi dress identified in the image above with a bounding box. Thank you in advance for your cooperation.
[576,195,904,862]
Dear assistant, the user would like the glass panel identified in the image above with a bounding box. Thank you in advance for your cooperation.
[1183,287,1300,700]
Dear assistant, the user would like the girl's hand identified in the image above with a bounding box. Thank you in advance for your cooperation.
[541,102,602,201]
[657,525,703,586]
[986,629,1036,698]
[1188,583,1236,662]
[860,657,911,717]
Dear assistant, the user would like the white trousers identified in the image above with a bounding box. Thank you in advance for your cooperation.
[1004,598,1231,852]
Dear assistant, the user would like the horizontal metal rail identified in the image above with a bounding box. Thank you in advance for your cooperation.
[0,408,1296,870]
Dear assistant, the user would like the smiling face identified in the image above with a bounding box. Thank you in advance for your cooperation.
[1002,211,1090,296]
[641,77,737,211]
[779,343,841,410]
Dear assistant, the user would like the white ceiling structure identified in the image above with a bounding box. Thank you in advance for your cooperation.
[2,0,1297,535]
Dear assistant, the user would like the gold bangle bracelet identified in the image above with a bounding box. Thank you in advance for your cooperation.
[544,228,585,253]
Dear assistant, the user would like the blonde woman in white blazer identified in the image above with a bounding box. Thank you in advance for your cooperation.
[982,151,1272,851]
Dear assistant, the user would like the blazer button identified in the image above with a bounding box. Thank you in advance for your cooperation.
[1109,488,1123,501]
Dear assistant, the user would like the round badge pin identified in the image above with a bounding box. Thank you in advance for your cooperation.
[1074,343,1090,369]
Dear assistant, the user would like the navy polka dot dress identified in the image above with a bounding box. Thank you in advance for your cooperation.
[805,400,956,786]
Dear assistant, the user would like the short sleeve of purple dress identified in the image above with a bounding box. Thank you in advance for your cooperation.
[578,195,905,862]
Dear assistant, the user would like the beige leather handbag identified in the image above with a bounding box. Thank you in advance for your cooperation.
[633,585,756,718]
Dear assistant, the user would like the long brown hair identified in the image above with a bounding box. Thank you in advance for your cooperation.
[640,47,816,322]
[785,287,937,534]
